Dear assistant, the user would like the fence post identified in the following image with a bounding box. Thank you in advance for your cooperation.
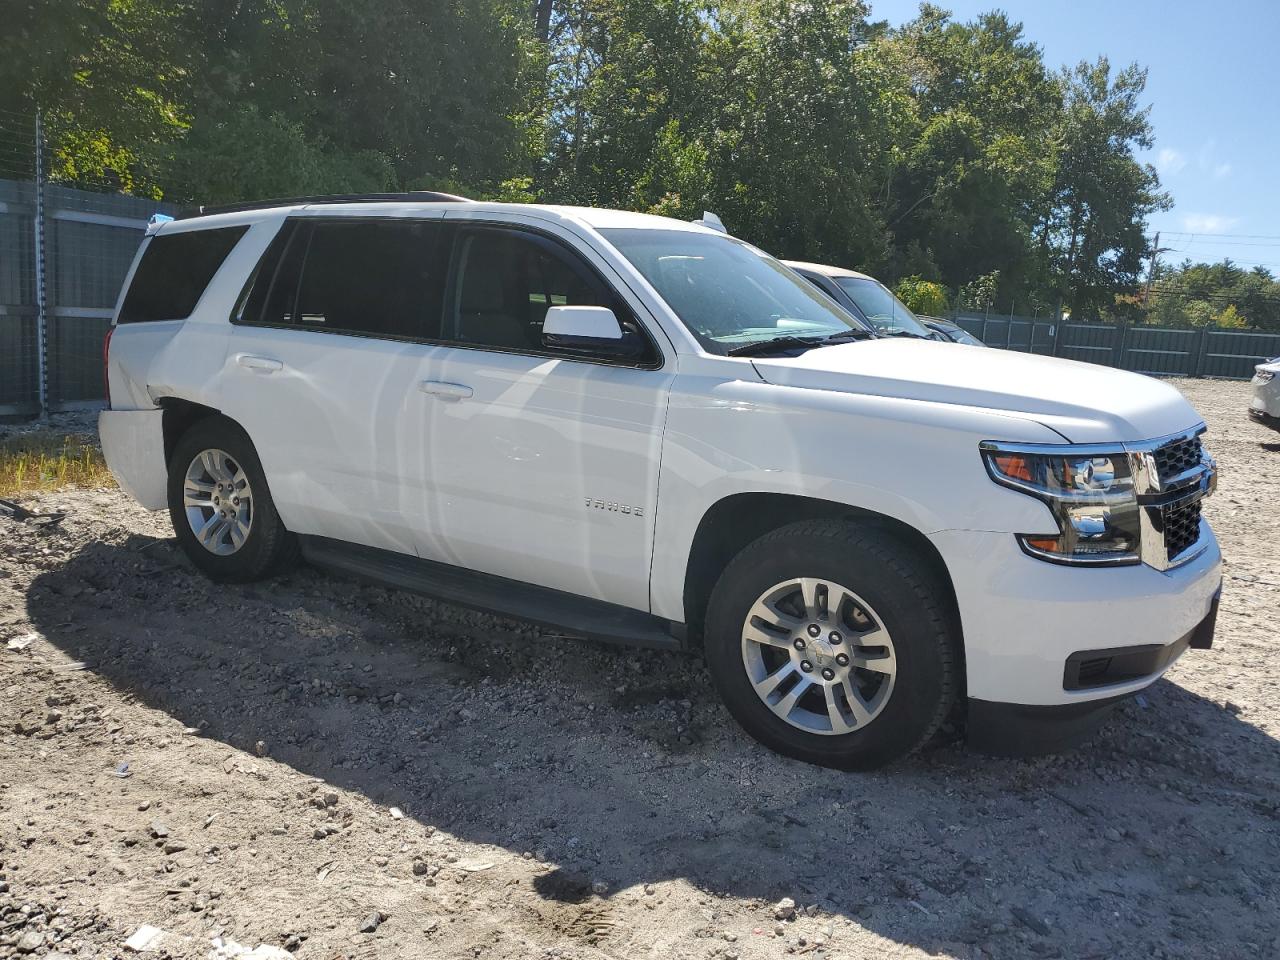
[33,107,48,419]
[1112,323,1130,370]
[1194,326,1211,378]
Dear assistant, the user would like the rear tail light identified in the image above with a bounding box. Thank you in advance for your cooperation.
[103,325,115,407]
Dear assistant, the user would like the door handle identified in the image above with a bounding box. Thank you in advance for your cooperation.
[419,380,473,401]
[236,354,284,373]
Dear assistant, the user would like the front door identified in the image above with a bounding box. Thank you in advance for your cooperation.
[410,222,673,612]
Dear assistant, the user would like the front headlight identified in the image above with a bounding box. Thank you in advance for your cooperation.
[980,444,1141,565]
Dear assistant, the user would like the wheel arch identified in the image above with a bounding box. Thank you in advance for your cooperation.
[156,397,224,466]
[682,492,963,674]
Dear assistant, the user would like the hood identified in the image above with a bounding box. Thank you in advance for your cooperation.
[751,338,1203,444]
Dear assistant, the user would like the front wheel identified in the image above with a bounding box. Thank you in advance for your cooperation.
[167,415,298,583]
[704,520,958,770]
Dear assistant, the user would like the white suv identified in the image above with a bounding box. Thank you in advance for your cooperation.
[99,194,1222,769]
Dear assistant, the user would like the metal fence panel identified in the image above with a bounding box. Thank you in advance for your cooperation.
[44,185,169,408]
[954,313,1056,355]
[959,316,1279,380]
[1121,326,1198,376]
[1053,322,1115,365]
[0,177,176,414]
[0,179,37,412]
[1201,329,1280,379]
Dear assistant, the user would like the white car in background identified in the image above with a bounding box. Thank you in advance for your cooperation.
[1250,358,1280,428]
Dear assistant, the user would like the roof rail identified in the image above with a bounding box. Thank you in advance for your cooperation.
[176,191,472,220]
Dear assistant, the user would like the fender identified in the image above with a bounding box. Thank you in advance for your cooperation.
[648,363,1066,622]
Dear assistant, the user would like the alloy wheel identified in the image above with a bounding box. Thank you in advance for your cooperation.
[740,577,897,735]
[182,448,253,556]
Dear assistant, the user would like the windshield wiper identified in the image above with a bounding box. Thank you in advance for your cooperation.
[816,329,876,344]
[726,328,874,357]
[726,335,824,357]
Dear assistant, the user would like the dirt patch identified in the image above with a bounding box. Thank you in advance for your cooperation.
[2,379,1278,959]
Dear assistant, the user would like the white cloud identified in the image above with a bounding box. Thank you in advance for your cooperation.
[1181,213,1240,234]
[1213,162,1232,179]
[1156,148,1187,176]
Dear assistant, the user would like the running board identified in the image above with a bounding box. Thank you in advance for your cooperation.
[298,535,683,651]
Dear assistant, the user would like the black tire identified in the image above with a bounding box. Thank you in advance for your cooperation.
[167,415,299,583]
[704,520,957,771]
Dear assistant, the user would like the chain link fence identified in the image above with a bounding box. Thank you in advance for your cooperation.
[0,108,177,418]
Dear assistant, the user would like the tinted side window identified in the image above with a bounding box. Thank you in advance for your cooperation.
[448,228,631,353]
[239,219,448,340]
[118,226,247,323]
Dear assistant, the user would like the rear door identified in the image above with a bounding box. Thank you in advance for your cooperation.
[409,217,674,611]
[217,214,449,554]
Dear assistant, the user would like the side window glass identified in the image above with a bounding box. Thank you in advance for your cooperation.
[120,226,247,324]
[294,221,446,338]
[449,228,626,352]
[251,222,308,325]
[239,219,448,340]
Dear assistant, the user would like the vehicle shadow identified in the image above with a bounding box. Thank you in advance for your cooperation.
[26,534,1280,959]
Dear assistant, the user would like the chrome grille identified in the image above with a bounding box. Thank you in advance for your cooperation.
[1162,496,1202,561]
[1130,428,1213,570]
[1151,434,1203,488]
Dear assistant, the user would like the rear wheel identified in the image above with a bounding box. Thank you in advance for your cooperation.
[704,520,957,770]
[167,416,298,582]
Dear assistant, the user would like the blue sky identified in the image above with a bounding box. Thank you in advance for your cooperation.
[870,0,1280,275]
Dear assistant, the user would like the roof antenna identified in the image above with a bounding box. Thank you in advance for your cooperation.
[693,211,727,234]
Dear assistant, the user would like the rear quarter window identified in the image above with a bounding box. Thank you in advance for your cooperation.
[118,226,248,324]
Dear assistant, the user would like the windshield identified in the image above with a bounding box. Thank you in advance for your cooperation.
[834,277,932,338]
[601,229,866,351]
[942,323,984,346]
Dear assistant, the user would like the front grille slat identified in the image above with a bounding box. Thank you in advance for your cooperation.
[1162,496,1202,560]
[1152,435,1202,487]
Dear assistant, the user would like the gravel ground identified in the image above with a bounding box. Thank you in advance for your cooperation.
[1,378,1278,960]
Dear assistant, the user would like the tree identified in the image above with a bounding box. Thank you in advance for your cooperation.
[158,106,396,205]
[878,8,1058,303]
[537,0,710,209]
[1039,58,1169,319]
[181,0,542,195]
[1214,304,1248,330]
[895,276,949,316]
[0,0,192,193]
[698,0,908,266]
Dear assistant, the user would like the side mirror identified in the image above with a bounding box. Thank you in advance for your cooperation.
[543,305,624,341]
[542,305,649,361]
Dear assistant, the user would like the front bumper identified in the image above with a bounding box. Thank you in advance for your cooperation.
[966,596,1219,755]
[930,524,1222,707]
